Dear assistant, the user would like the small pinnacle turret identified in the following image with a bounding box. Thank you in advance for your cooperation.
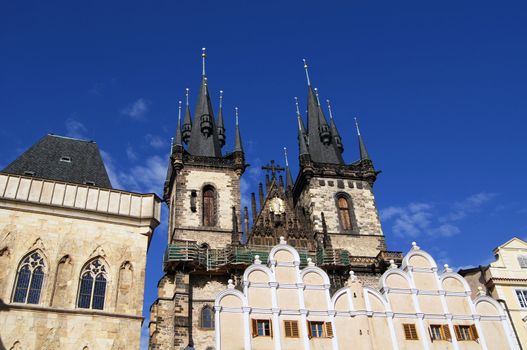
[284,147,294,190]
[326,99,343,153]
[234,107,244,153]
[295,98,309,157]
[355,117,370,160]
[182,88,192,144]
[174,101,183,146]
[217,90,226,148]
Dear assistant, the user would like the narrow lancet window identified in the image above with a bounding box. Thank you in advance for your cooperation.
[200,306,214,329]
[337,196,352,231]
[203,186,216,227]
[13,251,45,304]
[78,259,107,310]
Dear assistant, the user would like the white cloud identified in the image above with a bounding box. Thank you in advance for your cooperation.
[145,134,166,149]
[100,150,124,190]
[440,192,497,222]
[381,192,497,239]
[126,145,137,161]
[65,117,88,139]
[100,150,166,195]
[121,98,149,120]
[381,202,434,237]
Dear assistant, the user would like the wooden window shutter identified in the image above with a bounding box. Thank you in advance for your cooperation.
[307,321,313,338]
[284,321,292,337]
[442,325,452,341]
[292,321,299,337]
[454,325,462,340]
[269,319,273,338]
[251,319,258,338]
[403,324,418,340]
[325,322,334,338]
[470,324,479,340]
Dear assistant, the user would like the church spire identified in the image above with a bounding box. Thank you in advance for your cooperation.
[234,107,244,153]
[355,117,370,160]
[217,90,226,148]
[303,59,343,164]
[188,48,222,157]
[182,88,192,144]
[174,101,183,146]
[326,99,343,153]
[284,147,294,190]
[295,98,309,157]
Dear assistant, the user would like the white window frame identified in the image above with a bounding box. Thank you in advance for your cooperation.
[516,289,527,308]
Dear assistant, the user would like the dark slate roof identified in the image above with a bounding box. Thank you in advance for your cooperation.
[187,76,222,157]
[2,134,112,188]
[305,86,343,164]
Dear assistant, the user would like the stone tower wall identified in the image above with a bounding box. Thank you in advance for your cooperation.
[168,166,241,248]
[298,176,385,254]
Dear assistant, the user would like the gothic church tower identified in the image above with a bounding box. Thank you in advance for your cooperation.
[294,60,385,258]
[150,49,246,349]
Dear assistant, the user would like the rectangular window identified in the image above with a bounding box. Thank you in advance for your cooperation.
[454,325,478,341]
[307,321,333,338]
[518,256,527,268]
[517,290,527,308]
[251,319,272,337]
[284,320,299,338]
[429,324,451,341]
[403,323,419,340]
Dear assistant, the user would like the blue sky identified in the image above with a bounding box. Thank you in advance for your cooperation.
[2,1,527,348]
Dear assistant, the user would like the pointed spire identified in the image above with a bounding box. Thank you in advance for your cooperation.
[217,90,226,147]
[202,47,206,76]
[355,117,370,160]
[188,49,222,157]
[234,107,244,153]
[303,62,343,164]
[327,99,343,152]
[174,101,183,146]
[303,58,311,86]
[182,88,192,144]
[284,147,294,190]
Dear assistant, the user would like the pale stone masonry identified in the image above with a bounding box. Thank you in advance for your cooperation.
[0,172,161,350]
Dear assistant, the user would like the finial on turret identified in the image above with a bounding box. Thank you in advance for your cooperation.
[235,107,239,126]
[202,47,206,76]
[178,100,182,121]
[354,117,361,136]
[185,88,189,106]
[219,90,223,108]
[294,97,301,117]
[314,88,321,106]
[303,58,311,86]
[284,147,289,167]
[327,99,334,119]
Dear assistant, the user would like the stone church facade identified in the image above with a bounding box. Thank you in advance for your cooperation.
[149,51,402,349]
[0,135,161,350]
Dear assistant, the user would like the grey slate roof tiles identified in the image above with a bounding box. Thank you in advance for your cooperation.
[2,134,112,188]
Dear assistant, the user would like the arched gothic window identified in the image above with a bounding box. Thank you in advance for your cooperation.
[13,251,45,304]
[202,186,217,227]
[78,259,108,310]
[200,305,214,329]
[337,195,353,231]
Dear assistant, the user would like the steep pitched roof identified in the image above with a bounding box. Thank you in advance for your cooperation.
[2,134,112,188]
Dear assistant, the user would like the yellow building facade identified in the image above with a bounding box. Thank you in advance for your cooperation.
[215,238,518,350]
[460,237,527,349]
